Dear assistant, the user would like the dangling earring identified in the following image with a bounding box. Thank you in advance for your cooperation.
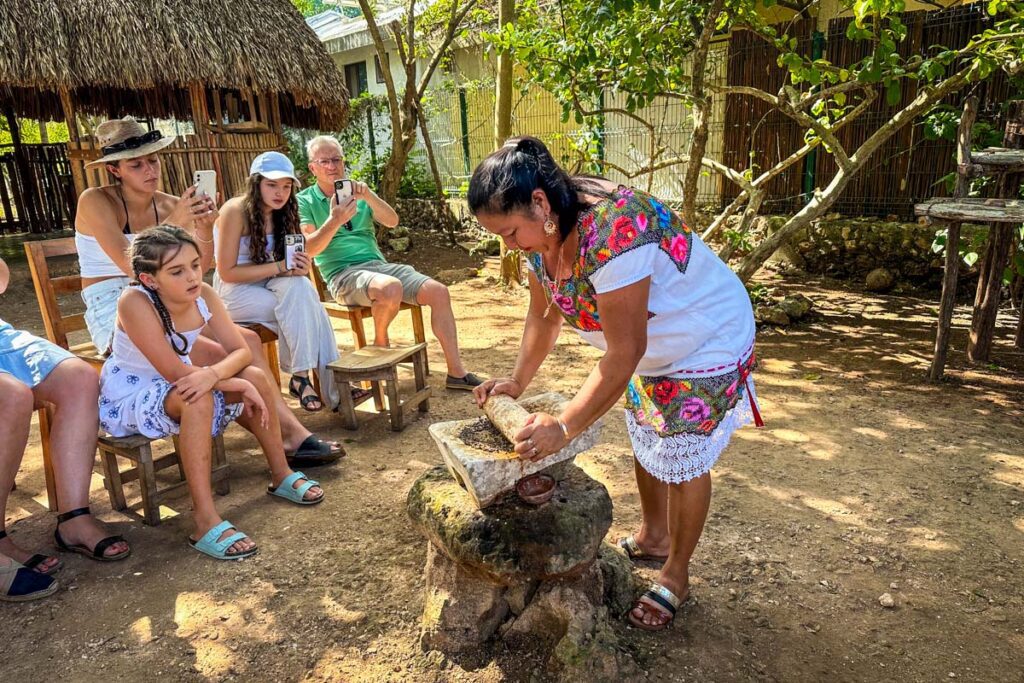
[543,218,557,236]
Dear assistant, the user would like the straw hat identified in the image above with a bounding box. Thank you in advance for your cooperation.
[85,116,177,167]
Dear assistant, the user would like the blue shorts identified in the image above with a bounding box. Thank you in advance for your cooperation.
[0,319,75,388]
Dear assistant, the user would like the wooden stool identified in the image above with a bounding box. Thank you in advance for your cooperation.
[328,343,431,431]
[96,433,231,526]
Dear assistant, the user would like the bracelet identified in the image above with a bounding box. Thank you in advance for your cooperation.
[557,418,570,442]
[276,260,286,274]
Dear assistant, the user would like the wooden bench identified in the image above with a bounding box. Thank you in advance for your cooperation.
[24,237,230,522]
[310,266,429,375]
[327,344,430,431]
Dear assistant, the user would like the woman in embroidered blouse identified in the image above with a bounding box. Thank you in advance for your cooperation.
[470,137,760,631]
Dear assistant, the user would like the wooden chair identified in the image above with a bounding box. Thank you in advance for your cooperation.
[310,266,429,375]
[328,343,430,431]
[242,323,282,388]
[24,237,229,523]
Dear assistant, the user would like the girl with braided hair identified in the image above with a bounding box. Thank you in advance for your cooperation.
[100,226,327,560]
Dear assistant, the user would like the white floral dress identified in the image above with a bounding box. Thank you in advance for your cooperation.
[98,288,242,439]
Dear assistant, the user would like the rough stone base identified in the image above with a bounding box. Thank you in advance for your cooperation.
[419,540,642,676]
[419,544,509,652]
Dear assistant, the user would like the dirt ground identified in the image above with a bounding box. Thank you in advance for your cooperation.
[1,237,1023,682]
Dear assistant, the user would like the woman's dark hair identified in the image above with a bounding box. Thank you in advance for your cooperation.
[241,174,299,264]
[129,225,200,356]
[467,136,606,239]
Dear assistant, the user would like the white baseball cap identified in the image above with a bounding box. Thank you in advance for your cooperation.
[249,151,299,182]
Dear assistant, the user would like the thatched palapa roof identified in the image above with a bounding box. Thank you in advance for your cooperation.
[0,0,348,129]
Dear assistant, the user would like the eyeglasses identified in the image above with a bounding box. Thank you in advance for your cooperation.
[311,157,344,167]
[101,129,163,156]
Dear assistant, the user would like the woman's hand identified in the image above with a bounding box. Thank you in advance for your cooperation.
[193,192,219,232]
[513,412,568,462]
[173,366,218,403]
[473,376,524,407]
[286,250,312,277]
[238,378,269,429]
[167,185,209,229]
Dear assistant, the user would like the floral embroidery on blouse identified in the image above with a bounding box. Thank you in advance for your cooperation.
[528,186,692,333]
[625,352,758,436]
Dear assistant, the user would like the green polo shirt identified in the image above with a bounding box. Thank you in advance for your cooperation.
[297,183,386,282]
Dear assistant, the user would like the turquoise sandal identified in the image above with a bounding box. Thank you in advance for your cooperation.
[267,471,324,506]
[188,521,257,561]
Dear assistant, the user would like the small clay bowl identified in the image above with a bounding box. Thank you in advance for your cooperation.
[516,473,556,505]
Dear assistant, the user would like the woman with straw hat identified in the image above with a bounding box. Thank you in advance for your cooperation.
[75,117,344,467]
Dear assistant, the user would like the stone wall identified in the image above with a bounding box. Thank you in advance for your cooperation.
[749,215,987,288]
[395,198,462,235]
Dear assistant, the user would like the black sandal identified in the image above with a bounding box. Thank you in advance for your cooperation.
[286,435,345,468]
[54,507,131,562]
[0,529,61,575]
[289,375,324,412]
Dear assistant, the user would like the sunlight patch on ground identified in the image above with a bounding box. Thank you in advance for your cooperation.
[320,594,368,625]
[129,616,153,645]
[173,580,282,678]
[904,526,961,552]
[1014,518,1024,536]
[798,495,869,527]
[852,427,888,440]
[771,428,811,443]
[887,414,932,430]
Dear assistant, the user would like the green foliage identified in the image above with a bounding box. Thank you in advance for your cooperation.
[290,0,331,17]
[284,92,438,199]
[0,120,69,147]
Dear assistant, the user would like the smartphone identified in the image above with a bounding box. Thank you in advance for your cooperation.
[334,179,353,204]
[193,170,217,201]
[284,233,305,270]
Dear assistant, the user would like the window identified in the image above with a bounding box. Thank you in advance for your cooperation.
[374,54,389,84]
[344,62,368,97]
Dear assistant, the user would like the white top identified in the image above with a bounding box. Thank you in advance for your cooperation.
[102,289,211,402]
[526,190,755,378]
[216,232,275,266]
[75,232,135,279]
[584,236,755,376]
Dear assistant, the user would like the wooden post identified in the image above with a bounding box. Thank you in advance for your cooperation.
[928,97,976,381]
[967,100,1024,362]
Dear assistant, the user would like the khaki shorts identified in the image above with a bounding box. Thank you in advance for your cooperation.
[328,260,430,307]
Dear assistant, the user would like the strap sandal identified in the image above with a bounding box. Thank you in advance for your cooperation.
[289,375,324,412]
[627,582,686,632]
[446,372,485,391]
[54,507,131,562]
[618,534,668,564]
[0,529,61,575]
[0,556,59,602]
[267,471,324,506]
[286,435,345,468]
[189,521,257,561]
[350,385,373,402]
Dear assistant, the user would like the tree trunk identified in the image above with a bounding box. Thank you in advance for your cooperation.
[681,0,725,227]
[495,0,521,285]
[416,106,446,201]
[379,112,418,205]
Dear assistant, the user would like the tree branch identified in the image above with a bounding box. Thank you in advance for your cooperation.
[356,0,402,133]
[417,0,480,101]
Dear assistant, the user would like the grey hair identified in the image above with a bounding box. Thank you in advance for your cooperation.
[306,135,344,159]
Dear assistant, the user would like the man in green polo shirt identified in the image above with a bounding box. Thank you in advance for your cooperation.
[298,135,483,390]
